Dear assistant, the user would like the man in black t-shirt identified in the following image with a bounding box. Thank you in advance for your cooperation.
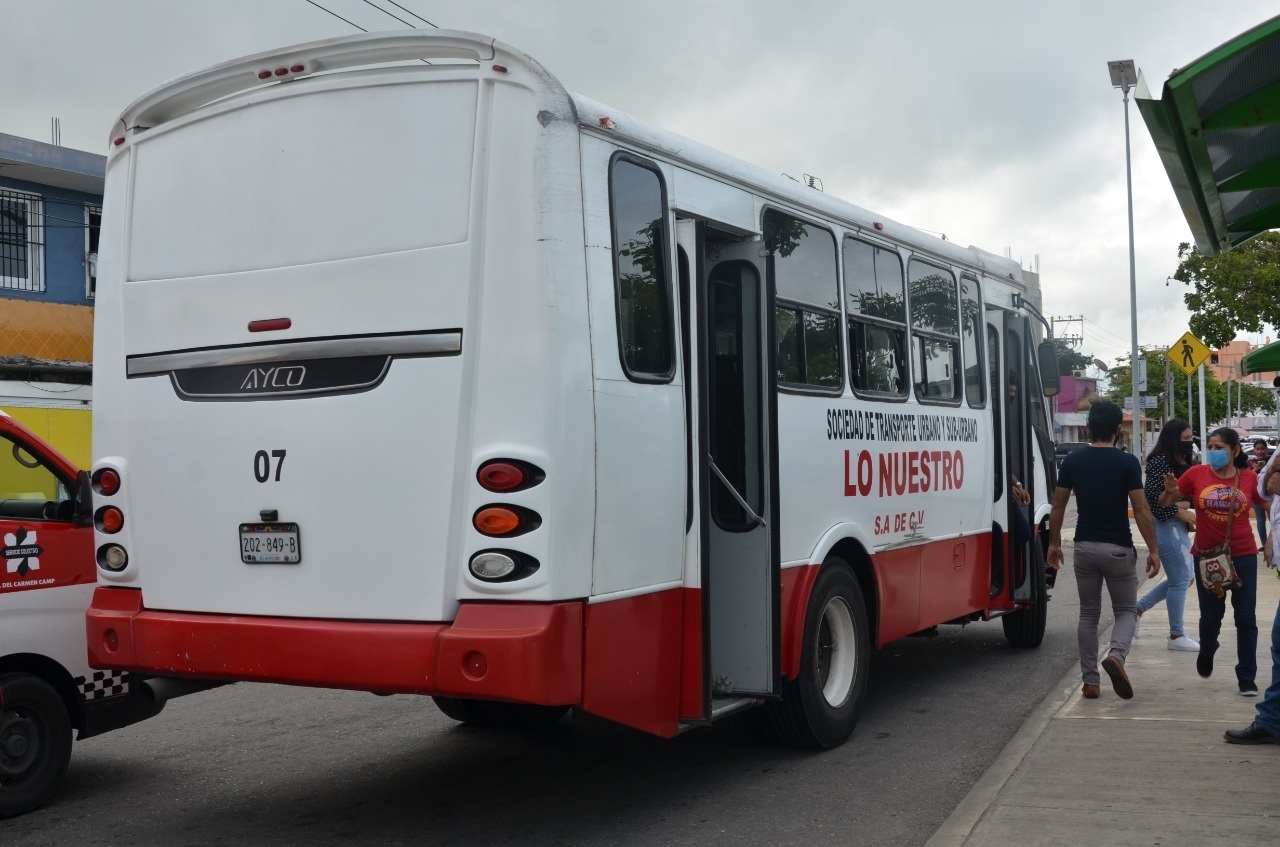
[1048,401,1161,700]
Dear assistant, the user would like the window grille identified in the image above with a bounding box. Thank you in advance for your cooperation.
[1,189,44,292]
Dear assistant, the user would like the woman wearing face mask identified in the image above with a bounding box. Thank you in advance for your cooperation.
[1137,420,1199,651]
[1162,427,1270,695]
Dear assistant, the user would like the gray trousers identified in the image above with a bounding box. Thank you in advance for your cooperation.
[1074,541,1139,685]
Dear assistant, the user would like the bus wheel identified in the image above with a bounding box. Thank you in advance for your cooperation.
[0,673,72,819]
[431,696,494,726]
[1002,543,1048,648]
[771,561,870,749]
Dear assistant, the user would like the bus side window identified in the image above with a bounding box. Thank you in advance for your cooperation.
[908,261,961,403]
[960,276,985,408]
[844,237,907,397]
[609,156,674,382]
[764,210,841,392]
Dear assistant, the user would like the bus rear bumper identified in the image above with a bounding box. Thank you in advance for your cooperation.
[86,587,584,705]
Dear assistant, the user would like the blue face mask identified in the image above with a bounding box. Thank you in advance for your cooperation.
[1205,448,1229,470]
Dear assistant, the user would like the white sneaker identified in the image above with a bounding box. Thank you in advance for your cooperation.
[1168,635,1200,652]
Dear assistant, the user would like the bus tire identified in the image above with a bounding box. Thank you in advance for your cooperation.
[1002,543,1048,648]
[0,673,72,819]
[770,561,870,750]
[431,696,494,726]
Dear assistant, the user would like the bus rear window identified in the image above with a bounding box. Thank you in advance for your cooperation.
[127,81,478,281]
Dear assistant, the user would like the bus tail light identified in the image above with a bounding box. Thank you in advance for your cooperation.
[93,468,121,496]
[477,459,544,492]
[472,505,541,538]
[96,506,125,534]
[98,544,129,572]
[468,549,541,582]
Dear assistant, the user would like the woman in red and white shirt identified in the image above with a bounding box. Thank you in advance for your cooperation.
[1162,426,1269,695]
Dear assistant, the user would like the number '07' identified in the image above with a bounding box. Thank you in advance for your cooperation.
[253,449,286,483]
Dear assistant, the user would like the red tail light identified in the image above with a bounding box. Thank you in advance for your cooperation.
[93,468,121,496]
[476,459,544,492]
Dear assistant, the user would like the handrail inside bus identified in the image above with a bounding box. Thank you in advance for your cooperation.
[116,30,497,136]
[708,461,766,528]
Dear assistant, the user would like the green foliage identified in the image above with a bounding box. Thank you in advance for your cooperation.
[1053,339,1095,377]
[1174,232,1280,348]
[1106,347,1276,429]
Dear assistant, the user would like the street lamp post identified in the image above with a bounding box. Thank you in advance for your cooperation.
[1109,59,1141,456]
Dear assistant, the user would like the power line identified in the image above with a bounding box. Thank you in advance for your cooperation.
[302,0,369,32]
[359,0,416,29]
[382,0,438,27]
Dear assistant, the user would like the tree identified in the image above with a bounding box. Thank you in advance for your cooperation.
[1052,339,1095,377]
[1173,232,1280,348]
[1106,349,1230,427]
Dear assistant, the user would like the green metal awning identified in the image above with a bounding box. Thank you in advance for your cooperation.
[1137,15,1280,256]
[1242,338,1280,375]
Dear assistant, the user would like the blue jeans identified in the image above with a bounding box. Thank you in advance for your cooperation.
[1193,552,1259,684]
[1138,518,1194,637]
[1255,505,1269,544]
[1257,597,1280,735]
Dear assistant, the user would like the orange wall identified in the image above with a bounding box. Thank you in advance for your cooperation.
[0,300,93,363]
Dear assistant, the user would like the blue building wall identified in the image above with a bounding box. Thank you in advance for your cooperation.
[1,174,100,307]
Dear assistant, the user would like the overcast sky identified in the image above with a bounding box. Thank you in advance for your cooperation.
[5,0,1276,369]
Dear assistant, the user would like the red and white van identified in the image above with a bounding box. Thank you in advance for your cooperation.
[0,410,164,817]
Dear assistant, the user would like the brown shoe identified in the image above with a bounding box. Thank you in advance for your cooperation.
[1082,683,1100,699]
[1101,655,1133,699]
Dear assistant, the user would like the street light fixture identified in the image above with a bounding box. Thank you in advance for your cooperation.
[1109,59,1142,456]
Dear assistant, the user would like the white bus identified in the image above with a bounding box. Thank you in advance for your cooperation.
[87,31,1059,749]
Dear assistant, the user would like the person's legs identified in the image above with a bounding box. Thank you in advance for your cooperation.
[1255,504,1268,545]
[1163,521,1194,639]
[1230,554,1259,685]
[1195,556,1227,677]
[1074,542,1106,685]
[1102,546,1139,662]
[1254,598,1280,736]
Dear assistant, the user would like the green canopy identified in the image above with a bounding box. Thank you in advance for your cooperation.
[1242,337,1280,375]
[1137,15,1280,256]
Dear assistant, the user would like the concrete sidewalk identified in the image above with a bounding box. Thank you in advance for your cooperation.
[928,545,1280,847]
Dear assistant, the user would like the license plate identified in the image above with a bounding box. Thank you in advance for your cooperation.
[239,522,301,564]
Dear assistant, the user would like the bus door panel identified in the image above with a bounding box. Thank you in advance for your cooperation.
[696,238,778,699]
[986,316,1009,598]
[1004,314,1034,601]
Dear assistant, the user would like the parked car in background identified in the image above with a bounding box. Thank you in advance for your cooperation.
[1054,441,1089,471]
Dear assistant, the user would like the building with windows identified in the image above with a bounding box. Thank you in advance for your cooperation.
[1210,338,1280,387]
[0,132,104,467]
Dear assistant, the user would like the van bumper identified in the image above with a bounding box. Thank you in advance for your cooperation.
[86,587,584,705]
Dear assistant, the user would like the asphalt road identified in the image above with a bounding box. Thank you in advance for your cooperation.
[12,515,1102,847]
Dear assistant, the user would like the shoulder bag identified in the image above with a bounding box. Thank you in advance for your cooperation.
[1198,472,1244,598]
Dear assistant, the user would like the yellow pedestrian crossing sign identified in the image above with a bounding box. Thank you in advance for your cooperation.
[1167,331,1211,376]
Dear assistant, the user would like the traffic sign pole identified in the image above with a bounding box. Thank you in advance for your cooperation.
[1198,364,1208,449]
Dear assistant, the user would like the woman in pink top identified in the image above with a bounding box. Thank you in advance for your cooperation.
[1162,427,1269,695]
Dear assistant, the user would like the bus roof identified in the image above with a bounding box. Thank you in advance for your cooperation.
[109,28,1027,290]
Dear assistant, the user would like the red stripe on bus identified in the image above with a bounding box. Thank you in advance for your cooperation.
[86,587,583,704]
[581,587,684,738]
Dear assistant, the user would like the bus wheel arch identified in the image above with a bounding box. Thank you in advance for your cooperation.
[770,555,871,749]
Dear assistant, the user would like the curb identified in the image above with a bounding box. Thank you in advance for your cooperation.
[922,647,1091,847]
